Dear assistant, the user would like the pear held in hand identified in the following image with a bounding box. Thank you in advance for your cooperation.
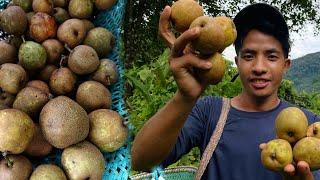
[261,139,293,171]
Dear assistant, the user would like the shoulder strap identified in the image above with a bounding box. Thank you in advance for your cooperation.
[195,97,231,180]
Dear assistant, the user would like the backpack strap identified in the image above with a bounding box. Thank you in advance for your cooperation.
[195,97,231,180]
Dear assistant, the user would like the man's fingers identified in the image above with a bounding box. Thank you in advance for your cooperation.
[284,164,295,176]
[259,143,267,150]
[171,28,200,57]
[159,6,175,48]
[297,161,314,180]
[172,54,212,70]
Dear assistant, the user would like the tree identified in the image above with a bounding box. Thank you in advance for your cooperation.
[123,0,320,67]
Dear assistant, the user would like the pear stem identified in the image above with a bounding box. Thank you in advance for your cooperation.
[64,44,72,53]
[21,35,25,43]
[2,151,13,168]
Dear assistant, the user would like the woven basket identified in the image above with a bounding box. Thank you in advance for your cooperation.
[130,166,197,180]
[0,0,131,179]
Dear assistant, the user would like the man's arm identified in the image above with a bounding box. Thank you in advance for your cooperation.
[131,91,196,171]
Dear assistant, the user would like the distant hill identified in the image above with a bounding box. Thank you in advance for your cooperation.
[285,52,320,92]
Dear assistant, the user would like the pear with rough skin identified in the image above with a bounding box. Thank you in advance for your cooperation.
[170,0,204,33]
[261,139,293,171]
[92,59,119,86]
[50,67,77,95]
[12,0,33,12]
[0,41,17,65]
[68,45,100,75]
[95,0,117,10]
[19,41,47,70]
[61,141,105,180]
[0,91,15,108]
[57,19,86,49]
[13,87,51,119]
[38,64,58,82]
[42,39,64,65]
[0,63,28,94]
[275,107,308,144]
[0,109,35,154]
[83,27,115,58]
[190,16,225,55]
[0,6,28,36]
[307,122,320,139]
[212,16,237,51]
[196,52,225,85]
[89,109,128,152]
[25,124,53,157]
[68,0,93,19]
[0,155,32,180]
[76,81,112,112]
[32,0,54,15]
[30,164,67,180]
[293,137,320,170]
[30,12,57,43]
[53,7,70,24]
[27,80,50,94]
[40,96,90,149]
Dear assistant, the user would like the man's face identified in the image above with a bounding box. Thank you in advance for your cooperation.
[235,30,291,99]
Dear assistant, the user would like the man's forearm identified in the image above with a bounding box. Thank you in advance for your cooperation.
[131,90,197,171]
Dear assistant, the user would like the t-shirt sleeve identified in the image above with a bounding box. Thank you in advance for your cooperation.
[160,96,216,168]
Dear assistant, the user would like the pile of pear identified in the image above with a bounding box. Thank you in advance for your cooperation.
[0,0,129,179]
[261,107,320,171]
[169,0,237,85]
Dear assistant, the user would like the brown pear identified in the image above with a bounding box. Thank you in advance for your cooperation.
[0,41,17,65]
[13,87,51,118]
[83,27,115,58]
[293,137,320,170]
[32,0,54,15]
[68,0,93,19]
[26,80,50,94]
[38,64,58,82]
[53,7,70,24]
[76,81,112,112]
[0,6,28,36]
[61,141,105,180]
[30,164,67,180]
[25,124,53,157]
[30,12,57,43]
[42,39,64,65]
[190,16,225,55]
[95,0,117,10]
[275,107,308,144]
[12,0,33,12]
[0,91,15,108]
[197,52,225,85]
[53,0,69,7]
[82,19,95,33]
[92,59,119,86]
[57,18,86,48]
[50,67,77,95]
[89,109,128,152]
[40,96,89,148]
[0,63,28,94]
[0,109,35,154]
[171,0,204,33]
[0,155,32,180]
[212,16,237,51]
[68,45,100,75]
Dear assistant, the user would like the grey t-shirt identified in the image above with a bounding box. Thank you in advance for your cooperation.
[161,96,320,180]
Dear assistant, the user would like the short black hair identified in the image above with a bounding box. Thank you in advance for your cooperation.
[234,20,291,58]
[233,3,290,58]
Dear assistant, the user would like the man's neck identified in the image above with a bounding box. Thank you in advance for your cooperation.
[231,93,280,112]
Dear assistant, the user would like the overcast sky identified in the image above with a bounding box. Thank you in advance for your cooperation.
[223,23,320,61]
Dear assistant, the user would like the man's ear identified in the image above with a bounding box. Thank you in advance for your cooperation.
[283,58,291,74]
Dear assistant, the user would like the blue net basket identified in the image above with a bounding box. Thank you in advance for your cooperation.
[130,166,197,180]
[0,0,131,179]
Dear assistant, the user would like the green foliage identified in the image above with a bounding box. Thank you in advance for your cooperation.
[123,0,320,67]
[286,52,320,92]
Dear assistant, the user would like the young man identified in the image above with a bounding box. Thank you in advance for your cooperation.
[131,3,320,180]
